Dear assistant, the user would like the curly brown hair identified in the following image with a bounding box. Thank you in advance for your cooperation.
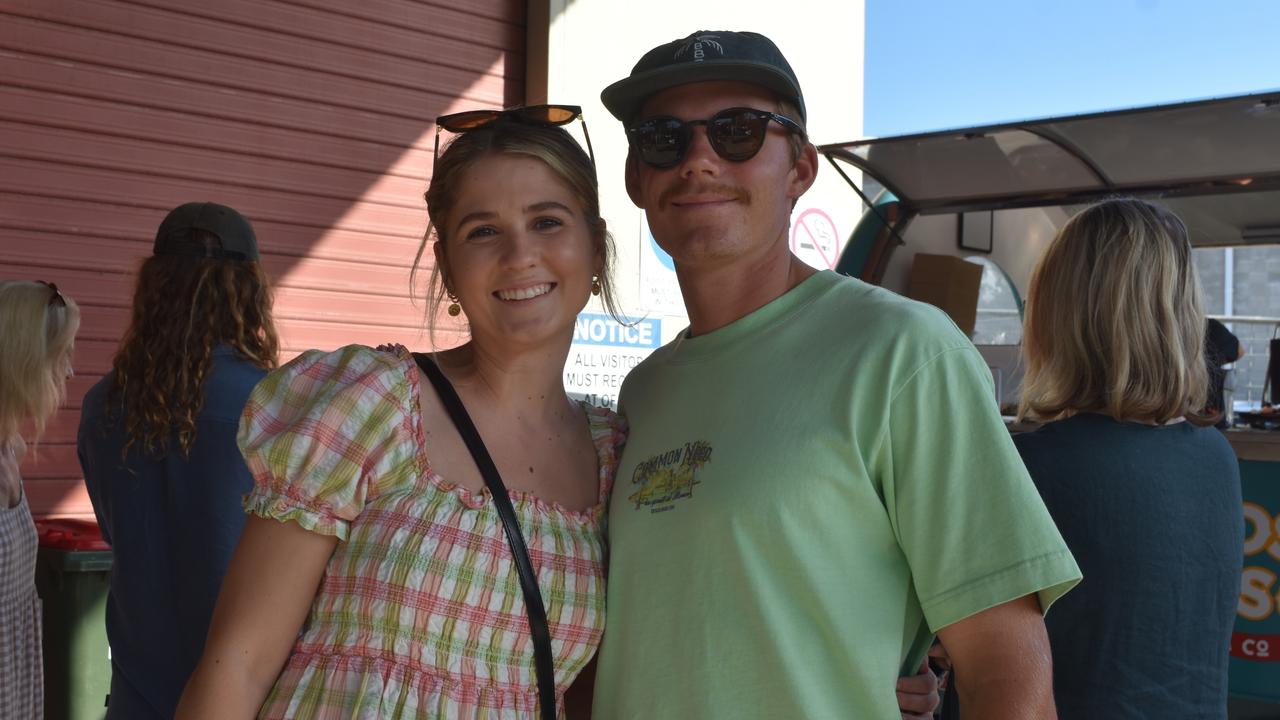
[110,231,279,457]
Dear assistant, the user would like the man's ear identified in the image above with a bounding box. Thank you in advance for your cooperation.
[624,148,645,208]
[788,142,819,201]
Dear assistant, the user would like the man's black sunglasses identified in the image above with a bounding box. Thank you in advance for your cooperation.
[433,104,595,173]
[626,107,806,169]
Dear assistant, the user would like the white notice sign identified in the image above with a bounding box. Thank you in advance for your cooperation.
[564,312,661,410]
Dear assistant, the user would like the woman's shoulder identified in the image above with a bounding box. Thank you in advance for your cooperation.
[239,343,422,540]
[577,402,627,507]
[1013,414,1121,473]
[580,401,627,435]
[1015,413,1239,474]
[274,343,411,381]
[255,344,411,401]
[1182,422,1239,465]
[244,343,417,438]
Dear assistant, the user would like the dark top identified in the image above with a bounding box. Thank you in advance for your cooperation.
[1014,413,1242,720]
[1205,318,1241,424]
[78,346,266,720]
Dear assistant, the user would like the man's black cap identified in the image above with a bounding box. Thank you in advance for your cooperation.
[601,30,806,124]
[153,202,259,261]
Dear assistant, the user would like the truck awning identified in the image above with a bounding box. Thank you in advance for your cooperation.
[819,90,1280,246]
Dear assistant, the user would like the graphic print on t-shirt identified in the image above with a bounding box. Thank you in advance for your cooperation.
[627,440,713,513]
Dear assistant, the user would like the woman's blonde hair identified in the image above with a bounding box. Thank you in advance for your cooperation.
[1019,198,1213,426]
[411,118,623,342]
[0,280,81,442]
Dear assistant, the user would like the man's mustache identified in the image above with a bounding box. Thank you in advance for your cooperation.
[658,181,751,209]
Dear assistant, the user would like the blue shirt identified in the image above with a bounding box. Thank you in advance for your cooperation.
[1014,413,1242,720]
[78,346,266,720]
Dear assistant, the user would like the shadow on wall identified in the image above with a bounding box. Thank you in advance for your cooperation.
[0,0,527,517]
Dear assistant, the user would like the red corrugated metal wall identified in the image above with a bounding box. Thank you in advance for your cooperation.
[0,0,526,518]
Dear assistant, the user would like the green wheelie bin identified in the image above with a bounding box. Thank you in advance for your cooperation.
[34,518,112,720]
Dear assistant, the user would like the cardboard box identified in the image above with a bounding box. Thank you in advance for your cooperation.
[906,253,984,336]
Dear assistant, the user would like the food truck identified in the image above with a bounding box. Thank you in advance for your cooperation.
[819,89,1280,711]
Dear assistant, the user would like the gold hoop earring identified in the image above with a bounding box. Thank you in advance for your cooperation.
[591,276,602,297]
[446,291,461,317]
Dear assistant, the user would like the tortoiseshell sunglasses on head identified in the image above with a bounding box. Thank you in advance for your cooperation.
[432,104,595,178]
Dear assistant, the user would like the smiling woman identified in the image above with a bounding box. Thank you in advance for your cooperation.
[175,116,627,720]
[419,114,622,332]
[435,154,600,351]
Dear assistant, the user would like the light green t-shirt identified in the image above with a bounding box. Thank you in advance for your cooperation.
[593,271,1080,719]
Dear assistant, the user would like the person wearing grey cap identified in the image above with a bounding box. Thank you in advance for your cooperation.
[77,201,279,720]
[591,31,1081,719]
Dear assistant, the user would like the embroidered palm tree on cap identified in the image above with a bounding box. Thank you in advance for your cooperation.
[675,34,723,61]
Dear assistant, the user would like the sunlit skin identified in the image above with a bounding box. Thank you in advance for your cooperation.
[625,80,818,335]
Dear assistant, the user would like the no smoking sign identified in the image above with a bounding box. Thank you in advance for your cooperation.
[790,208,842,270]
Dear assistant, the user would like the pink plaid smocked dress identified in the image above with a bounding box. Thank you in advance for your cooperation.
[239,344,624,719]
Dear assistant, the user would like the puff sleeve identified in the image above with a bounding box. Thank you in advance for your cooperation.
[239,345,415,541]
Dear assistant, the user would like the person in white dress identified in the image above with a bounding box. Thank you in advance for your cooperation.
[0,279,80,718]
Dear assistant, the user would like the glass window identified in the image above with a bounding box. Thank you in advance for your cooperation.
[968,256,1023,346]
[1194,246,1280,413]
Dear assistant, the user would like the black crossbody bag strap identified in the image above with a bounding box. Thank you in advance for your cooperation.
[414,353,558,719]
